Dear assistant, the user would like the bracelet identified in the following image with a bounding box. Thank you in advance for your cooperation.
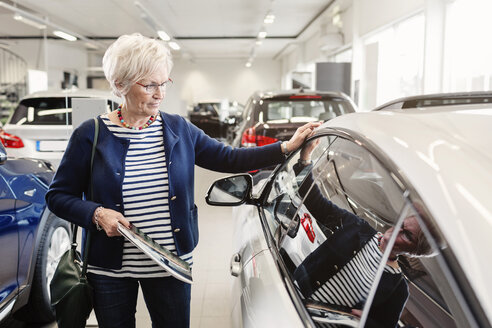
[93,206,104,231]
[298,158,312,166]
[281,141,290,154]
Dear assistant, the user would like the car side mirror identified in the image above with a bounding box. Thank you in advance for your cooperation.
[206,174,253,206]
[0,142,7,165]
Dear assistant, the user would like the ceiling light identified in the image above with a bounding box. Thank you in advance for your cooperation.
[245,61,252,68]
[157,30,170,41]
[53,30,77,41]
[85,42,99,50]
[255,39,263,46]
[264,13,275,24]
[168,41,180,50]
[13,13,46,29]
[258,31,267,39]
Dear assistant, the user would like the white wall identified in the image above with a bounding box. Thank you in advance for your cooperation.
[165,57,281,116]
[8,39,88,90]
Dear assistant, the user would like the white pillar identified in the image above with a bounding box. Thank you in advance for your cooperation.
[422,0,446,93]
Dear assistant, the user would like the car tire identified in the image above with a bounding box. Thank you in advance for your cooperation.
[16,214,71,323]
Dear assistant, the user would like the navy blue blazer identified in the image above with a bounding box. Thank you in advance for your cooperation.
[46,112,285,269]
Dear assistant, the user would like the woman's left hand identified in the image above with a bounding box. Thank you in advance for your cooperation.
[284,121,322,153]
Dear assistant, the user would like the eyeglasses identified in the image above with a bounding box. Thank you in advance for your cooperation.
[136,78,173,94]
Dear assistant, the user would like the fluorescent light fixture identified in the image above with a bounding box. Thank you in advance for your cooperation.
[332,14,342,27]
[264,13,275,24]
[85,42,98,49]
[245,62,252,68]
[53,30,77,41]
[13,13,46,29]
[258,31,267,39]
[168,41,180,50]
[157,30,171,41]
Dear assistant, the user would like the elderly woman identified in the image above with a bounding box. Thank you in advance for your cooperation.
[45,33,319,328]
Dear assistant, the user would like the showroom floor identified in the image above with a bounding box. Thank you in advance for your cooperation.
[35,167,235,328]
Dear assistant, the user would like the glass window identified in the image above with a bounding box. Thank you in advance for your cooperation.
[263,99,352,123]
[263,136,333,246]
[361,13,425,111]
[443,0,492,92]
[9,97,118,125]
[273,137,468,327]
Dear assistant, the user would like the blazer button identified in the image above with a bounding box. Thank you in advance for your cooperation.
[116,172,121,176]
[334,265,338,270]
[316,281,321,286]
[174,228,181,233]
[171,196,177,200]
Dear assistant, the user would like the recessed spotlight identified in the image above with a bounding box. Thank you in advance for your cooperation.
[168,41,181,50]
[157,30,171,41]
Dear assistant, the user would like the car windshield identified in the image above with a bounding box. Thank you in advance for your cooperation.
[9,97,118,125]
[265,98,351,123]
[192,103,219,116]
[9,97,75,125]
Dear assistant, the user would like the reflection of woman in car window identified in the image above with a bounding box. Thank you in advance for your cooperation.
[293,141,434,328]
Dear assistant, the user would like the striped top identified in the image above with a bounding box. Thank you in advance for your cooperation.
[87,114,193,278]
[306,234,401,308]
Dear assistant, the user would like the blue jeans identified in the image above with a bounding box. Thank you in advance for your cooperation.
[88,273,191,328]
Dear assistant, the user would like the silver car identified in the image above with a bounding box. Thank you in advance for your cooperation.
[206,101,492,327]
[0,89,120,168]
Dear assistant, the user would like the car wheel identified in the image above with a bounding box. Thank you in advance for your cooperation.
[16,214,71,323]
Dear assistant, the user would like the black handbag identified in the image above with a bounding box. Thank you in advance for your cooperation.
[50,117,99,328]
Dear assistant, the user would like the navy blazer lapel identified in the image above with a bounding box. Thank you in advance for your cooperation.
[160,112,179,162]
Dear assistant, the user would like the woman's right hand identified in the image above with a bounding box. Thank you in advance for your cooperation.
[300,138,321,161]
[93,207,131,237]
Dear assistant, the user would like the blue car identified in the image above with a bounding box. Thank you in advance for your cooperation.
[0,142,71,324]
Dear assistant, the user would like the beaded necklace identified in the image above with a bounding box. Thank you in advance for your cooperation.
[117,105,157,130]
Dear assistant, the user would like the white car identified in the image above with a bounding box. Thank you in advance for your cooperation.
[206,101,492,327]
[0,89,120,167]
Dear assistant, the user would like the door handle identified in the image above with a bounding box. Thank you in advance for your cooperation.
[230,253,242,277]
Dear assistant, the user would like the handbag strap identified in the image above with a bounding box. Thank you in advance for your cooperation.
[70,117,99,277]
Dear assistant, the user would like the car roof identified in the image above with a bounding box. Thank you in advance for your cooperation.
[21,88,121,103]
[252,88,351,100]
[320,105,492,319]
[374,91,492,111]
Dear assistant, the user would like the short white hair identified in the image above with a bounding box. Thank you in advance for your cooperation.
[102,33,173,97]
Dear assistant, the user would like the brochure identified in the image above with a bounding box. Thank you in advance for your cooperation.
[117,222,193,284]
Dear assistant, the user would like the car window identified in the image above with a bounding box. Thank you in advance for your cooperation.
[278,138,408,325]
[263,99,351,123]
[192,103,219,117]
[9,97,117,125]
[267,136,476,328]
[263,136,334,243]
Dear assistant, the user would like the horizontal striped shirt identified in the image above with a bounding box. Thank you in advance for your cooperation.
[301,234,401,327]
[309,234,400,306]
[88,114,192,278]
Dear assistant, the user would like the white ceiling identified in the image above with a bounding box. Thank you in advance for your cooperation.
[0,0,343,59]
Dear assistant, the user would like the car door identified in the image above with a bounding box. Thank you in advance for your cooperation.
[0,171,19,310]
